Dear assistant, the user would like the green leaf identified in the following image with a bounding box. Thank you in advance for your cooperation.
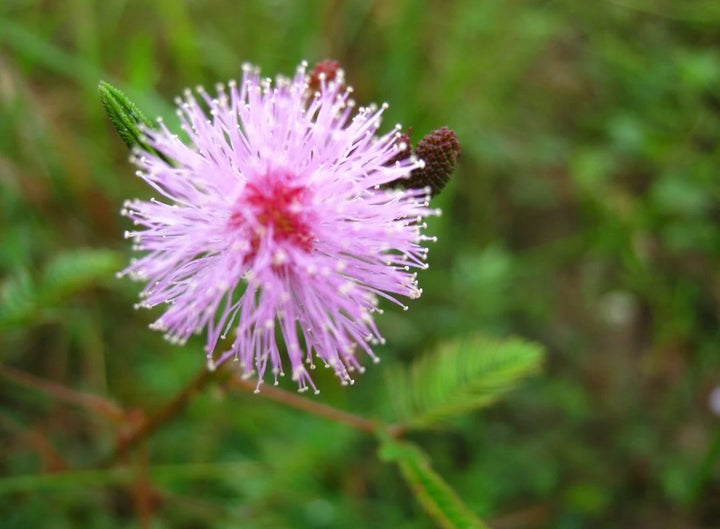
[98,80,155,151]
[0,269,37,329]
[378,435,489,529]
[39,249,122,304]
[386,334,543,429]
[0,250,122,330]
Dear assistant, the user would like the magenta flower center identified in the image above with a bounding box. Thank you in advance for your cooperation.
[229,171,314,254]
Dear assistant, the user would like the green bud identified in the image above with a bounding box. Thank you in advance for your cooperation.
[98,81,155,151]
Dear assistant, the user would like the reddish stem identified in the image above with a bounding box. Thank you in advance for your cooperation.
[107,367,222,465]
[226,375,382,435]
[0,364,125,422]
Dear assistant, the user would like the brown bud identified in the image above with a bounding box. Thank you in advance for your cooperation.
[404,127,460,197]
[307,60,343,93]
[385,129,413,167]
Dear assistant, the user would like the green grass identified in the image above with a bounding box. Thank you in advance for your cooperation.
[1,1,720,527]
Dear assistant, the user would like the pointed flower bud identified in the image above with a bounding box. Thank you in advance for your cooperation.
[98,81,155,151]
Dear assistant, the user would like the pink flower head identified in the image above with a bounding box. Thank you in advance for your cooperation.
[120,61,438,393]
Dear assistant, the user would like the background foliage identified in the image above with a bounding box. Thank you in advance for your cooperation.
[2,0,720,527]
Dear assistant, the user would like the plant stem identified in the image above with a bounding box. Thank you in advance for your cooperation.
[107,367,224,465]
[226,374,383,434]
[0,363,125,421]
[106,363,400,466]
[4,359,396,466]
[0,410,68,471]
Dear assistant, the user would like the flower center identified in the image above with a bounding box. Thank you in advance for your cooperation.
[229,171,314,253]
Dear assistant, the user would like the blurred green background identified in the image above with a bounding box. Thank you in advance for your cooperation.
[2,0,720,527]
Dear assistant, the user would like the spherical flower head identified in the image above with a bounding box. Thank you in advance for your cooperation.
[120,61,439,393]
